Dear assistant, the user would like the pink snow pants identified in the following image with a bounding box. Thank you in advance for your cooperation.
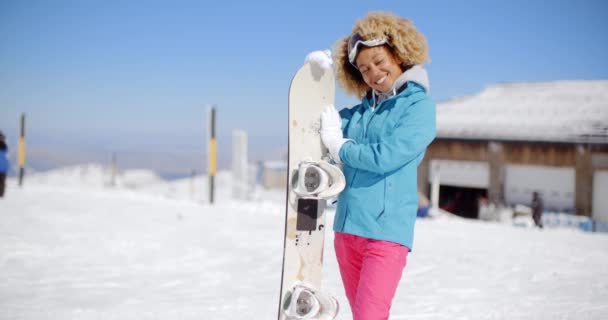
[334,232,409,320]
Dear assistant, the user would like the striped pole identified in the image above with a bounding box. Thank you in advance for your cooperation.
[18,113,26,187]
[208,105,216,204]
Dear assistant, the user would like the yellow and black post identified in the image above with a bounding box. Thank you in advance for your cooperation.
[18,113,26,187]
[208,105,216,204]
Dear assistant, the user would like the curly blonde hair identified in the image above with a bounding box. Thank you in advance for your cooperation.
[334,11,430,99]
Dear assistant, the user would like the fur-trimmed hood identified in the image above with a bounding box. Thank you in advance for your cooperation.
[368,65,430,107]
[388,65,430,95]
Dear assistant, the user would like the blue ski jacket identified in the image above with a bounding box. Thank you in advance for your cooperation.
[334,75,436,250]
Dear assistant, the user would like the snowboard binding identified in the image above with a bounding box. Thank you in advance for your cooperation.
[291,160,345,200]
[282,284,339,320]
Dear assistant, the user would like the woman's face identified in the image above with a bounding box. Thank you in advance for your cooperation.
[355,45,403,93]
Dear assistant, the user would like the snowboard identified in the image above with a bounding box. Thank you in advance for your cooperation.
[277,62,343,320]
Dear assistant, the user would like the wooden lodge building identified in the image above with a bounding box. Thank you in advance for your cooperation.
[417,80,608,221]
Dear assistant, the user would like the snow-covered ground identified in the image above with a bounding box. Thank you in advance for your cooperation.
[1,165,608,319]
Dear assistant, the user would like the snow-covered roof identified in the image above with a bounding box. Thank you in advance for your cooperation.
[436,80,608,144]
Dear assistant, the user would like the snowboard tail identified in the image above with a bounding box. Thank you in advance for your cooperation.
[281,283,339,320]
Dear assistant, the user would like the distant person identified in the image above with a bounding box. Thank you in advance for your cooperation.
[531,191,543,228]
[0,130,8,198]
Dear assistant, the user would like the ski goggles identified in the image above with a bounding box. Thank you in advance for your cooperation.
[347,33,388,67]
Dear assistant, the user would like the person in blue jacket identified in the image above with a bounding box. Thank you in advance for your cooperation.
[0,130,9,198]
[306,11,436,319]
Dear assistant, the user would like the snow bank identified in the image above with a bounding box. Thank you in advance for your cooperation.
[1,164,607,319]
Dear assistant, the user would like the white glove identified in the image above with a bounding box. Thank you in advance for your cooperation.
[320,105,349,163]
[305,49,333,70]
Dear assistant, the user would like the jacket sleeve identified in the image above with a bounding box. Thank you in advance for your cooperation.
[339,98,436,175]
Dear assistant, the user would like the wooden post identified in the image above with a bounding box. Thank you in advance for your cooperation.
[430,161,440,212]
[488,141,505,205]
[575,145,593,217]
[418,155,430,196]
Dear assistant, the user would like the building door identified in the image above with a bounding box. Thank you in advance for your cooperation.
[504,164,575,212]
[593,170,608,222]
[428,160,490,218]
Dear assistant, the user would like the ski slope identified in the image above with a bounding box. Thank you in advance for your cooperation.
[1,165,607,319]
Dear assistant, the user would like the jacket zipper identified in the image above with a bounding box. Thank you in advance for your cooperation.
[364,112,377,139]
[365,98,385,139]
[352,100,383,187]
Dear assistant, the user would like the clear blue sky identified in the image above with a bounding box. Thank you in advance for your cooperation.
[1,0,607,173]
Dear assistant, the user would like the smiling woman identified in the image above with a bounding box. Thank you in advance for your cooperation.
[306,11,437,320]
